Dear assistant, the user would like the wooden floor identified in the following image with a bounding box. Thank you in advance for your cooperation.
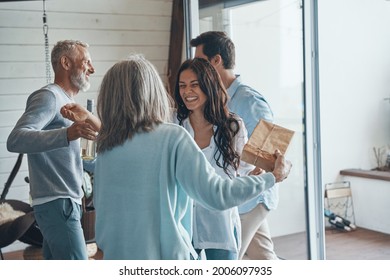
[2,243,103,260]
[273,227,390,260]
[3,227,390,260]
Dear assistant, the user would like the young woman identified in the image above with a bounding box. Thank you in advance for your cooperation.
[173,58,260,260]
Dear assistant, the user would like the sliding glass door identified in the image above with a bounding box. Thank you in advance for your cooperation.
[187,0,310,259]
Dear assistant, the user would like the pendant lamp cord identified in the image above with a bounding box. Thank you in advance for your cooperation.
[43,0,51,84]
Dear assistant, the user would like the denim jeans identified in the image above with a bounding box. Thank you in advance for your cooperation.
[33,198,88,260]
[195,248,237,260]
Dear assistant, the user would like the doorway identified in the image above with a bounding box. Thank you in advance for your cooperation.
[188,0,309,259]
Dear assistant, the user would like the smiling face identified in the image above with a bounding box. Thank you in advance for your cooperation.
[178,69,207,113]
[69,46,95,92]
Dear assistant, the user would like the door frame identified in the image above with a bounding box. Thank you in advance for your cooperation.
[182,0,325,260]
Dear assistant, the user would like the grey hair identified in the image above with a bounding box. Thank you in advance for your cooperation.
[51,40,89,70]
[96,54,172,153]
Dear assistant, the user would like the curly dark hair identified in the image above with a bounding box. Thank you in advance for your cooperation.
[174,58,240,177]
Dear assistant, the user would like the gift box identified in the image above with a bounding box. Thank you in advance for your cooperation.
[241,119,295,171]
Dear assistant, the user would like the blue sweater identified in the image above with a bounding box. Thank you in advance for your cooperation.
[7,84,83,206]
[93,123,275,260]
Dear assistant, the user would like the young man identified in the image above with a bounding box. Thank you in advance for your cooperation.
[191,31,279,260]
[7,40,96,259]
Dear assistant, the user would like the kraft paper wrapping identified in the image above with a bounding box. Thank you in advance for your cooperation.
[241,119,295,172]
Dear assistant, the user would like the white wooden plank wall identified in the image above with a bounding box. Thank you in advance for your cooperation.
[0,0,173,253]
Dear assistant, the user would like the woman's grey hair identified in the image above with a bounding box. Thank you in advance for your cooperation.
[51,40,89,70]
[96,54,172,153]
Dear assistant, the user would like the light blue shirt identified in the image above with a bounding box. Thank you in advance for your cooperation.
[93,123,276,260]
[227,75,279,212]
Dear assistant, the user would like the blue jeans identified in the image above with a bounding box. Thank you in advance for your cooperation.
[196,248,238,260]
[33,198,88,260]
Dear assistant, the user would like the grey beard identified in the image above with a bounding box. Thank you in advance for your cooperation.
[71,74,90,92]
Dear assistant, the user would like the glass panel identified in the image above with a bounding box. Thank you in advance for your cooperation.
[197,0,308,259]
